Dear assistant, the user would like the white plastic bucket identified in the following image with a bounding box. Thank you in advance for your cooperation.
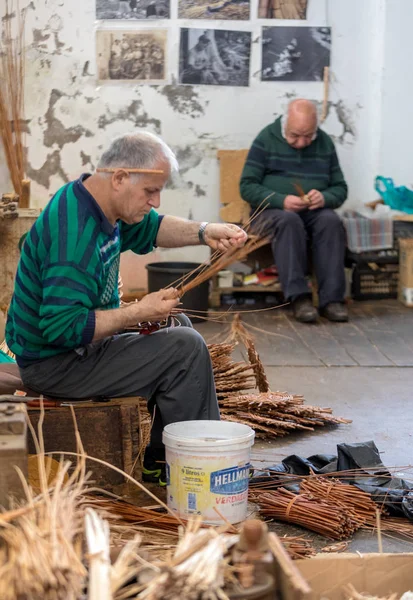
[163,420,255,525]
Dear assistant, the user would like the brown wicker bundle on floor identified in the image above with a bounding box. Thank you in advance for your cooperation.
[251,487,360,540]
[300,477,386,526]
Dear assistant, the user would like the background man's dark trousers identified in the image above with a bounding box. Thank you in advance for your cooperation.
[257,208,346,308]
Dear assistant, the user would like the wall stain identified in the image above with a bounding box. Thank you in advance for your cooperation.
[158,85,206,118]
[80,151,93,167]
[26,149,69,189]
[194,184,206,197]
[44,89,93,149]
[82,61,92,76]
[98,100,161,132]
[321,100,356,144]
[175,145,203,174]
[334,100,356,141]
[32,28,50,48]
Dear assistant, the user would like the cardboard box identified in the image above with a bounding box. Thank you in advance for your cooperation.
[398,239,413,306]
[294,553,413,600]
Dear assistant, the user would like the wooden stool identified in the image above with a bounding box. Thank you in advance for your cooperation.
[27,398,142,489]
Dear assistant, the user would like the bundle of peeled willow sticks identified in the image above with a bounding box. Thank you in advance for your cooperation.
[250,487,360,540]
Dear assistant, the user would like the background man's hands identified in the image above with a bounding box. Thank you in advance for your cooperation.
[307,189,325,210]
[283,195,308,212]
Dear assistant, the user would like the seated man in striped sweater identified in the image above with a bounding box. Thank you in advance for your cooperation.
[240,99,348,323]
[6,131,247,485]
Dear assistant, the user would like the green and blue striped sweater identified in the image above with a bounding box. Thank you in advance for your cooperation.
[240,117,348,210]
[6,174,161,366]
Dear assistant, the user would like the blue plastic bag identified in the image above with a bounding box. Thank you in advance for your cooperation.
[375,176,413,214]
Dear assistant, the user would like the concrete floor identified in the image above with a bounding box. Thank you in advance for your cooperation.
[194,300,413,554]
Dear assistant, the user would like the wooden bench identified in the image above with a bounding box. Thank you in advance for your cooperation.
[210,150,282,308]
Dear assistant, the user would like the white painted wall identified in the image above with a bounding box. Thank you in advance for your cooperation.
[1,0,409,290]
[379,0,413,187]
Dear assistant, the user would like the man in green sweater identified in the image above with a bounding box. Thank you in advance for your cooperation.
[240,99,348,323]
[6,131,247,485]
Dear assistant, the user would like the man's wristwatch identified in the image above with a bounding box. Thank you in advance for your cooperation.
[198,222,209,245]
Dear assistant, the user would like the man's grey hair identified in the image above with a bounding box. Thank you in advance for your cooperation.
[97,131,179,178]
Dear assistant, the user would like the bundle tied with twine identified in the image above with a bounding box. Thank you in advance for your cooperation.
[251,474,413,543]
[250,487,360,541]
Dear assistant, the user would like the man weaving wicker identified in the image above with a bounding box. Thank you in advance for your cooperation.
[5,131,247,485]
[240,99,348,323]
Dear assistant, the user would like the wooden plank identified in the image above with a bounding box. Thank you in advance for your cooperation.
[28,403,140,488]
[350,304,413,366]
[242,312,323,367]
[0,403,27,508]
[217,149,250,224]
[0,209,41,308]
[326,319,392,367]
[287,317,357,367]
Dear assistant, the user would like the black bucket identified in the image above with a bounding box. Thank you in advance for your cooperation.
[146,262,209,323]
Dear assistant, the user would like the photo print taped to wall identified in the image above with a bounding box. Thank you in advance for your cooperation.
[178,0,250,20]
[258,0,308,20]
[96,0,170,20]
[96,29,168,83]
[179,28,251,87]
[261,26,330,82]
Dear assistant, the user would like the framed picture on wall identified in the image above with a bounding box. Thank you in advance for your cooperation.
[179,28,251,87]
[258,0,308,19]
[178,0,250,20]
[96,0,170,20]
[261,26,331,81]
[96,30,168,82]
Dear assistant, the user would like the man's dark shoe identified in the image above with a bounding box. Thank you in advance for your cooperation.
[292,296,318,323]
[142,448,167,487]
[320,302,349,322]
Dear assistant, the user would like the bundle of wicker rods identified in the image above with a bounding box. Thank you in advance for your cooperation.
[251,475,413,542]
[300,476,387,526]
[250,487,360,540]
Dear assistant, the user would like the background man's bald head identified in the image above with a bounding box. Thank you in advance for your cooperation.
[285,99,318,149]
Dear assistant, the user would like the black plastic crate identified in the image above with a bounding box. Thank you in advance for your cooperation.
[351,263,399,300]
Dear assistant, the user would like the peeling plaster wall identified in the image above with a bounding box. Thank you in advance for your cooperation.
[1,0,381,288]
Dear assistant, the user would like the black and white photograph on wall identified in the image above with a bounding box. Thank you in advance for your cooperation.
[96,0,170,20]
[178,0,250,20]
[261,27,331,81]
[258,0,308,19]
[96,30,167,82]
[179,28,251,87]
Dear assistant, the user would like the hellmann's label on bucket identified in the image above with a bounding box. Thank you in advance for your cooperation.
[166,452,251,525]
[210,465,250,495]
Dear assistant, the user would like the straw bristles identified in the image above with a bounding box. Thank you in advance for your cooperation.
[0,1,26,196]
[0,406,87,599]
